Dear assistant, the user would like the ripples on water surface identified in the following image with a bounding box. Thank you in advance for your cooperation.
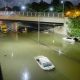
[0,32,80,80]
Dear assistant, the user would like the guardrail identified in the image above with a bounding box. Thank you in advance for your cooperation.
[0,11,64,18]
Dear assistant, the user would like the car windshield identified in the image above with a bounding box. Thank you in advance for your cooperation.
[43,62,52,67]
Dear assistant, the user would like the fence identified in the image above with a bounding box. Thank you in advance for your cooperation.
[0,11,64,18]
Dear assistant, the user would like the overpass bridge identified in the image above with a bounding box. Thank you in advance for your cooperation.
[0,11,68,35]
[0,11,66,23]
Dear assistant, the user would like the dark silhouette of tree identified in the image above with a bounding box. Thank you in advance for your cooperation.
[50,0,62,12]
[27,2,38,11]
[38,0,49,12]
[51,0,60,6]
[12,6,20,11]
[76,3,80,10]
[27,0,49,12]
[0,6,12,11]
[78,3,80,7]
[64,1,74,10]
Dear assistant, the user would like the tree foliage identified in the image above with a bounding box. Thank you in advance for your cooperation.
[27,0,75,12]
[64,1,74,10]
[51,0,60,6]
[27,0,49,12]
[68,17,80,37]
[54,5,63,12]
[76,3,80,10]
[0,6,12,11]
[12,6,20,11]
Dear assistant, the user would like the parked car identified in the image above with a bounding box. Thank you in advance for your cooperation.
[63,37,75,43]
[34,56,55,70]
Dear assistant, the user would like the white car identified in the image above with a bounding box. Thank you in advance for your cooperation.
[43,30,49,34]
[63,37,75,43]
[35,56,55,70]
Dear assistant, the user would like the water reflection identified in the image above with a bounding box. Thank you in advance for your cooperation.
[58,49,63,55]
[11,52,14,57]
[22,71,30,80]
[0,32,80,80]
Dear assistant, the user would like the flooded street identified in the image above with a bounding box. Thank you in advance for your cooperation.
[0,32,80,80]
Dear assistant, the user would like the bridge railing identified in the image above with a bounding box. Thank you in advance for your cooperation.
[0,11,64,18]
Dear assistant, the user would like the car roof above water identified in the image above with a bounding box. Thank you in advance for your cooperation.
[37,56,50,63]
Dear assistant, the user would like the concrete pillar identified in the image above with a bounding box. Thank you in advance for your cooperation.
[31,12,32,16]
[48,13,49,17]
[53,18,68,35]
[12,22,18,32]
[58,18,69,36]
[26,12,28,16]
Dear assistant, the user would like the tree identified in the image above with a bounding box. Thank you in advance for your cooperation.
[68,17,80,37]
[76,3,80,10]
[50,0,63,12]
[51,0,60,6]
[27,2,38,12]
[38,0,49,12]
[0,6,12,11]
[12,6,20,11]
[54,5,63,12]
[27,0,49,12]
[64,1,74,11]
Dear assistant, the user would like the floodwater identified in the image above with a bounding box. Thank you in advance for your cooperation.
[0,32,80,80]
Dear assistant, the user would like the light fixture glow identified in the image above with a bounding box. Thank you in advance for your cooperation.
[49,7,54,11]
[61,0,64,4]
[22,72,29,80]
[21,5,26,11]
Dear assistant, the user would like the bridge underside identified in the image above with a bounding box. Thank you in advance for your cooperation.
[0,15,65,33]
[0,16,65,23]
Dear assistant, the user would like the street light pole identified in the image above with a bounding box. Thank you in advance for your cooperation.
[61,0,68,36]
[38,12,40,45]
[37,7,54,45]
[61,0,64,17]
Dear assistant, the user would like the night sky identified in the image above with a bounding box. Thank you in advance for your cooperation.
[0,0,52,7]
[0,0,79,8]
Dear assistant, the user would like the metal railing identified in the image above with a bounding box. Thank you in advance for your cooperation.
[0,11,64,18]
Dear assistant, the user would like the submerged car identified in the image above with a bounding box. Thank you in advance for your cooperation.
[35,56,55,70]
[63,37,75,43]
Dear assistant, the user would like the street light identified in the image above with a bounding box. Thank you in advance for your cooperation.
[43,7,54,12]
[49,7,54,12]
[20,5,26,11]
[61,0,64,17]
